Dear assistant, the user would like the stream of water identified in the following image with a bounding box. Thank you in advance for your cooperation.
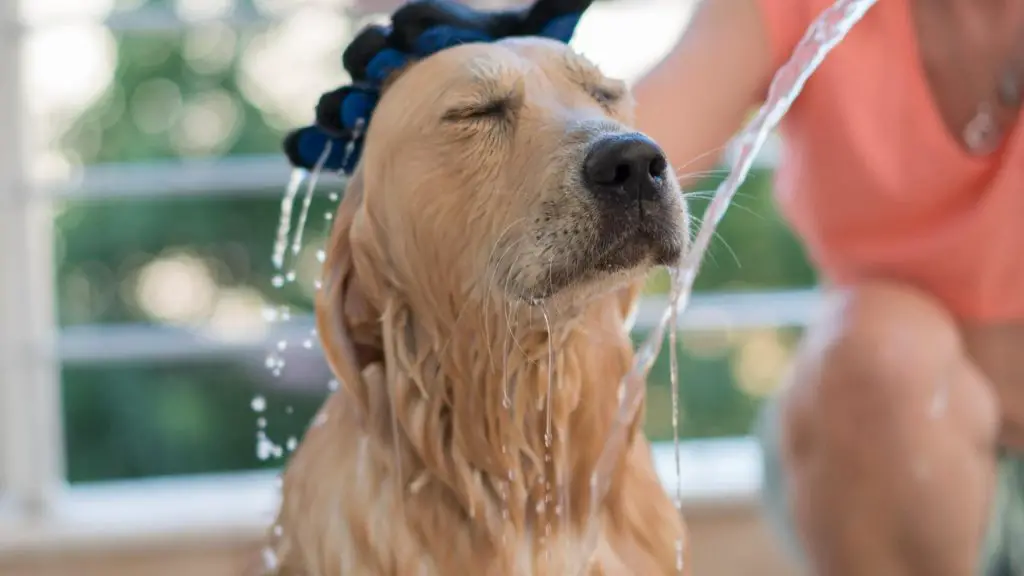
[581,0,882,571]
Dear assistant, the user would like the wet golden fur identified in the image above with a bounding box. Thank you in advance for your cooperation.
[272,37,689,575]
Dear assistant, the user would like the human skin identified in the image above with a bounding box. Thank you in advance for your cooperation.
[631,0,1024,574]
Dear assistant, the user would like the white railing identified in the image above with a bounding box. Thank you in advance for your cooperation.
[0,0,65,518]
[0,437,765,556]
[0,0,800,554]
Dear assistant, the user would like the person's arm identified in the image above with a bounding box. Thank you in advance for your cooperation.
[632,0,797,188]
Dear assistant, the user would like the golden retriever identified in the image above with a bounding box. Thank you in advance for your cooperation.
[270,35,690,575]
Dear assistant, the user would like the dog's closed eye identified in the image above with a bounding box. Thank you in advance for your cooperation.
[588,83,624,108]
[442,97,513,122]
[562,51,627,109]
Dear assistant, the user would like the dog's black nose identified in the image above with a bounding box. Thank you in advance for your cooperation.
[583,133,668,203]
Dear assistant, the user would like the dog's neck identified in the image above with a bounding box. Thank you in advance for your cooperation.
[362,285,642,539]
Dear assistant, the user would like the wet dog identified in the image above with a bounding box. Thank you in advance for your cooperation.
[273,32,690,576]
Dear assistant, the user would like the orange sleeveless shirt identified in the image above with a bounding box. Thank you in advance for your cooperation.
[758,0,1024,321]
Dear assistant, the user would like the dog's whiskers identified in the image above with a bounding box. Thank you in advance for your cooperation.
[671,144,729,177]
[689,212,741,268]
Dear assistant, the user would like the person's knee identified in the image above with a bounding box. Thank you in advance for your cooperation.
[779,281,998,470]
[760,280,1002,573]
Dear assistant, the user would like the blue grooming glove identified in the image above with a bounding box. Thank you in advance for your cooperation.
[282,0,594,173]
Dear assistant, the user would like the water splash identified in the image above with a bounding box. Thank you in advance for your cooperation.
[581,0,881,570]
[501,331,513,411]
[257,430,284,460]
[540,307,554,452]
[929,375,950,419]
[289,141,334,261]
[262,546,280,572]
[540,305,555,564]
[272,170,306,271]
[668,278,683,573]
[260,122,365,465]
[251,395,267,413]
[498,320,513,527]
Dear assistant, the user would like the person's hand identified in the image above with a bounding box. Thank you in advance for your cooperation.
[284,0,594,173]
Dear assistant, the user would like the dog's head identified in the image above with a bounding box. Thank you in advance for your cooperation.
[353,38,687,308]
[304,7,688,411]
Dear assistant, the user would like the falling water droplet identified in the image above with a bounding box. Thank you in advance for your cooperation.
[316,249,326,263]
[286,436,298,451]
[285,270,296,283]
[302,339,313,349]
[271,275,285,288]
[327,379,339,391]
[256,431,275,461]
[285,405,293,415]
[262,546,280,572]
[251,395,266,412]
[257,417,267,429]
[929,377,950,419]
[328,192,339,202]
[276,340,287,351]
[262,307,278,322]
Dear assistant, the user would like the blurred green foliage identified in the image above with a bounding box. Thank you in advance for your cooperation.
[58,22,817,483]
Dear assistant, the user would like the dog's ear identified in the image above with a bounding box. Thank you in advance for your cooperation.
[315,167,384,412]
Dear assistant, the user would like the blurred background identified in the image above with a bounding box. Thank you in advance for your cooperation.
[0,0,815,574]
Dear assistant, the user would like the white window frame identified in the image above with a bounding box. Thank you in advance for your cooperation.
[0,0,812,552]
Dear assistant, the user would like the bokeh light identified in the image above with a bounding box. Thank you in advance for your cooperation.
[135,252,218,325]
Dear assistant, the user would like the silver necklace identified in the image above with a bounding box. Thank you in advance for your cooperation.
[963,46,1024,154]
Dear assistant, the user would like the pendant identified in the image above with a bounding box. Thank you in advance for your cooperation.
[963,102,1001,155]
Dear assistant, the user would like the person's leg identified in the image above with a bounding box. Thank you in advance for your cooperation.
[762,281,1001,576]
